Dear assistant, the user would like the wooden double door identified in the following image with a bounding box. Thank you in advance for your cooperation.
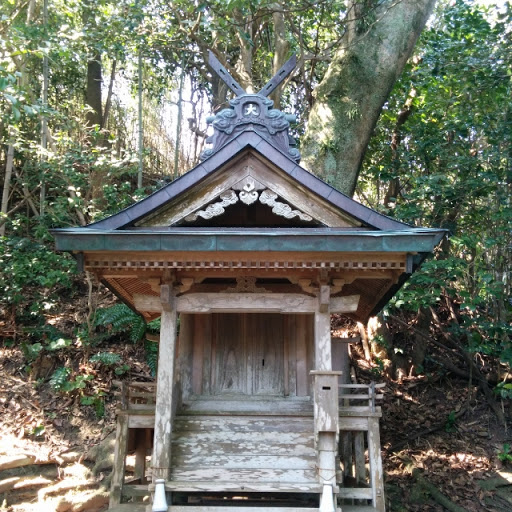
[213,313,284,396]
[181,312,313,399]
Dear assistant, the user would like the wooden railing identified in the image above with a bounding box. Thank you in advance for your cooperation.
[112,380,156,410]
[337,381,386,511]
[339,382,385,413]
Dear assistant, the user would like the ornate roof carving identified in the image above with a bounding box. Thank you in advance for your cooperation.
[200,52,300,163]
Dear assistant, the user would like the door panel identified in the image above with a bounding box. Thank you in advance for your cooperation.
[213,314,247,394]
[249,314,284,395]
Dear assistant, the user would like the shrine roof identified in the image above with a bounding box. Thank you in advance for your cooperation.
[53,226,444,254]
[54,131,416,234]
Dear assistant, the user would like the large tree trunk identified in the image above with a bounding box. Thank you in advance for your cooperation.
[301,0,436,196]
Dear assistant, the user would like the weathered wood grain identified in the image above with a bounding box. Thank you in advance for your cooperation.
[249,314,284,395]
[170,467,317,483]
[368,416,385,511]
[172,454,315,470]
[338,487,373,499]
[151,284,177,481]
[171,437,314,457]
[213,313,246,394]
[133,292,359,314]
[109,415,128,508]
[173,415,314,433]
[162,481,323,493]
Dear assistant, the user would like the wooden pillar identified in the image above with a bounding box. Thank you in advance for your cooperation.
[315,285,332,371]
[313,284,338,498]
[151,284,177,482]
[109,414,128,508]
[368,416,385,511]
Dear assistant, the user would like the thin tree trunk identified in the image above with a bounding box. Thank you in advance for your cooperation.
[234,9,254,92]
[137,53,143,188]
[0,141,15,237]
[102,60,116,130]
[269,4,290,108]
[173,54,186,181]
[40,0,49,216]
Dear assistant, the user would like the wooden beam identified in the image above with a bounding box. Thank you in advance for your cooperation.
[133,292,359,314]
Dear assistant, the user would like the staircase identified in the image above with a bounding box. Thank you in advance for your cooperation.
[108,388,385,511]
[166,413,322,509]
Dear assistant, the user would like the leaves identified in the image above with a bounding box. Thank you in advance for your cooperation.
[362,0,512,370]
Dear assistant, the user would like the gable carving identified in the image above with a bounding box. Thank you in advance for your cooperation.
[136,156,362,228]
[184,173,313,223]
[184,190,238,221]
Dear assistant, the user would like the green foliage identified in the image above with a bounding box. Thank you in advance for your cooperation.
[0,234,76,310]
[20,324,72,367]
[49,366,93,393]
[90,351,122,366]
[49,366,71,391]
[495,382,512,400]
[95,304,146,343]
[362,0,512,369]
[498,444,512,463]
[90,351,130,376]
[145,339,159,377]
[445,411,457,433]
[80,392,106,418]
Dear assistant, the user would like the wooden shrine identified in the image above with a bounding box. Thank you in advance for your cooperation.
[53,53,445,512]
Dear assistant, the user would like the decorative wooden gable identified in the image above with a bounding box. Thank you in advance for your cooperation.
[134,152,362,229]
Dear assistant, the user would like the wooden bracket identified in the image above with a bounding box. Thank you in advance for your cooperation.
[330,278,345,295]
[142,278,161,294]
[297,278,318,295]
[178,277,194,294]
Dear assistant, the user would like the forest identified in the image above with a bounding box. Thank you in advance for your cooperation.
[0,0,511,510]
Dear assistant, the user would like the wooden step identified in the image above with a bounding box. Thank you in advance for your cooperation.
[342,507,378,512]
[164,480,323,493]
[172,432,314,456]
[169,507,320,512]
[174,415,314,432]
[170,467,318,484]
[108,504,145,512]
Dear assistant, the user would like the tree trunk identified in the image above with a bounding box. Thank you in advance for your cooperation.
[233,9,254,92]
[0,140,15,237]
[86,54,103,128]
[301,0,436,196]
[411,308,432,375]
[269,4,290,109]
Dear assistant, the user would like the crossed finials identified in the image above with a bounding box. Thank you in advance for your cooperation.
[200,51,301,163]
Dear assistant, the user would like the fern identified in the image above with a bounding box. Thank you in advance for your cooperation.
[130,319,146,343]
[95,304,146,342]
[49,366,70,391]
[90,351,122,366]
[145,340,158,377]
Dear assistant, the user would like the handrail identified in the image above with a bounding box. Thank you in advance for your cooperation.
[112,380,157,409]
[338,381,385,412]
